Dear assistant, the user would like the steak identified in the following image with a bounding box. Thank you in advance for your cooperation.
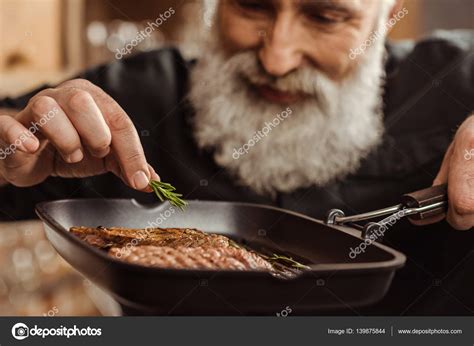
[70,226,274,271]
[108,245,274,271]
[70,226,232,249]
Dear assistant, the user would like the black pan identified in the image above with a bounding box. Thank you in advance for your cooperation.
[35,198,407,315]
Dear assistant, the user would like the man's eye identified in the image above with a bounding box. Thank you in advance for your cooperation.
[306,12,346,25]
[235,0,271,13]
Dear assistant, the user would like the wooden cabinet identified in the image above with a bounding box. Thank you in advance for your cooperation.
[0,0,63,72]
[0,0,84,96]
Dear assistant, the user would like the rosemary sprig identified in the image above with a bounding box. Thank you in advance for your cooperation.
[266,254,311,270]
[228,239,242,249]
[226,240,309,271]
[149,180,187,211]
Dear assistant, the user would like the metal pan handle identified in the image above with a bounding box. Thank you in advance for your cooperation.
[402,184,448,221]
[326,184,448,227]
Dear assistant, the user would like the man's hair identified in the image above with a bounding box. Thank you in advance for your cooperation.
[202,0,398,25]
[202,0,218,28]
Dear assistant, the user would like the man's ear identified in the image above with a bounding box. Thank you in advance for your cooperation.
[389,0,404,18]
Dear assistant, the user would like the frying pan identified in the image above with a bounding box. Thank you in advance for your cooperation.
[34,185,447,315]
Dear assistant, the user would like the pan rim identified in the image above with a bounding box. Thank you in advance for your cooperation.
[35,198,406,278]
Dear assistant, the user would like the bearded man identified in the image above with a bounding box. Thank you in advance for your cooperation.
[0,0,472,314]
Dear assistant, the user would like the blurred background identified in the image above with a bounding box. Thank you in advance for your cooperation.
[0,0,472,316]
[0,0,473,97]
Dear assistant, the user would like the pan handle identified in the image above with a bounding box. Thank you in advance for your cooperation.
[326,184,448,235]
[402,184,448,221]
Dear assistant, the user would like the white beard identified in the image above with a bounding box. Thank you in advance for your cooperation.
[189,28,387,196]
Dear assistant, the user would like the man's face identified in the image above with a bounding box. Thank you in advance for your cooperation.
[218,0,380,104]
[190,0,393,195]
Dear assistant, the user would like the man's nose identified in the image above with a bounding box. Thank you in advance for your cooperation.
[258,17,304,77]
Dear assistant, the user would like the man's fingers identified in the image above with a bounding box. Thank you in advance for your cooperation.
[446,121,474,230]
[0,118,50,187]
[11,79,156,191]
[410,142,453,227]
[81,83,153,190]
[148,163,160,182]
[104,104,150,189]
[143,164,161,193]
[447,178,474,230]
[447,205,474,230]
[0,115,39,153]
[53,88,112,158]
[433,141,453,185]
[21,96,84,164]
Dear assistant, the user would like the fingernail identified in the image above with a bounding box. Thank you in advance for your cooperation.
[132,170,149,190]
[67,149,83,163]
[147,164,160,182]
[23,136,39,152]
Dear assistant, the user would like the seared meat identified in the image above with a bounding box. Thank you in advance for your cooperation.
[70,226,232,250]
[108,245,274,271]
[70,226,274,272]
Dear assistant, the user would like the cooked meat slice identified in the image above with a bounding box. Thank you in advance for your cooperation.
[108,245,274,271]
[71,226,278,272]
[82,234,108,248]
[70,226,232,249]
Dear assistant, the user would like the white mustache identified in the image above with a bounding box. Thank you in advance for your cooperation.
[223,51,335,101]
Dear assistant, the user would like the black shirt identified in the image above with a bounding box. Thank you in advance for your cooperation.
[1,30,473,315]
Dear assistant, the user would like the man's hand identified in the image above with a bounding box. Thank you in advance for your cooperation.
[415,114,474,230]
[0,79,159,191]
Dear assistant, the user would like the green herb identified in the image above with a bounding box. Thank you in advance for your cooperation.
[149,180,187,211]
[228,239,242,249]
[266,254,310,270]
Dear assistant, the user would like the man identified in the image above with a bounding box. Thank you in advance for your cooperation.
[0,0,472,314]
